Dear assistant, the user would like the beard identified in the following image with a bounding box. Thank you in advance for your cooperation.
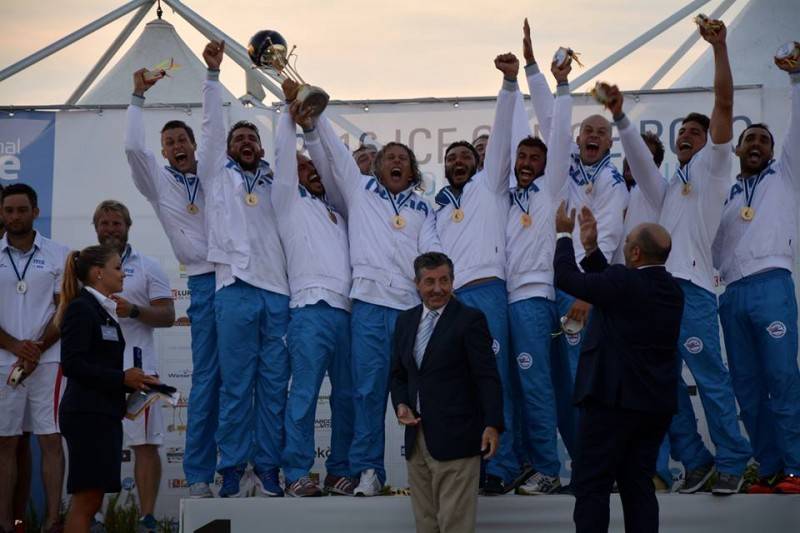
[100,235,126,253]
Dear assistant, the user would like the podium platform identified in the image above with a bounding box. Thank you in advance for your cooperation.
[180,493,800,532]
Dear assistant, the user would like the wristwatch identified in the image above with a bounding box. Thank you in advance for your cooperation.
[129,304,141,319]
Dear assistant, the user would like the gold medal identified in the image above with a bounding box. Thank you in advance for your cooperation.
[328,210,337,224]
[740,206,755,221]
[245,193,259,206]
[520,213,532,228]
[392,215,406,229]
[682,182,692,196]
[585,183,593,195]
[451,208,464,223]
[187,203,199,215]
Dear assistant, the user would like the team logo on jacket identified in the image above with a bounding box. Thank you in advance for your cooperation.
[683,337,703,354]
[566,332,581,346]
[517,353,533,370]
[492,339,500,355]
[767,321,787,339]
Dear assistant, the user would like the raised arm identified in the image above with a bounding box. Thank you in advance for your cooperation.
[198,41,228,191]
[483,53,521,194]
[314,113,364,204]
[523,18,554,141]
[703,21,733,145]
[777,60,800,184]
[271,104,301,214]
[541,59,574,198]
[124,69,162,201]
[607,85,667,209]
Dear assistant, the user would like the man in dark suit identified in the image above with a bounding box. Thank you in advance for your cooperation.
[553,202,684,533]
[390,252,503,533]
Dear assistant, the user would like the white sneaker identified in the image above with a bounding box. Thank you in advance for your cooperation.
[516,472,561,495]
[353,469,382,497]
[189,482,214,498]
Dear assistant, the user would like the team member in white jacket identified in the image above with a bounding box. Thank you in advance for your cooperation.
[198,41,291,498]
[525,22,629,460]
[124,69,218,500]
[434,53,526,495]
[273,87,356,498]
[505,55,573,496]
[307,100,441,498]
[712,59,800,494]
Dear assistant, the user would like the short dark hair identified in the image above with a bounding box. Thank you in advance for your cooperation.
[641,132,665,167]
[444,141,480,166]
[472,133,489,144]
[635,226,671,264]
[227,120,262,149]
[374,142,422,187]
[161,120,196,144]
[682,112,710,133]
[414,252,454,282]
[517,135,548,155]
[737,123,775,149]
[352,143,377,156]
[1,183,38,209]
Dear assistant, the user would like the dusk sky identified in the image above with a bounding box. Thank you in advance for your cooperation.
[0,1,748,105]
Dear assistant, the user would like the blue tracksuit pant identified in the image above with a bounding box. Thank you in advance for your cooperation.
[349,300,400,484]
[456,279,519,484]
[551,289,585,460]
[509,297,561,477]
[184,272,219,484]
[719,268,800,476]
[282,302,354,484]
[215,280,290,472]
[669,279,751,476]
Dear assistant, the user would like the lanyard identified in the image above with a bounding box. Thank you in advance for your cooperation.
[5,247,37,283]
[574,153,610,186]
[742,160,774,208]
[387,187,413,217]
[512,183,540,214]
[166,167,199,206]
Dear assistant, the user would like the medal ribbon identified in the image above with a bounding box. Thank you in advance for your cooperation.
[5,247,37,285]
[387,187,414,217]
[512,183,540,215]
[440,187,462,210]
[675,161,691,187]
[575,153,611,187]
[743,160,774,209]
[227,158,273,197]
[166,167,199,206]
[121,245,132,266]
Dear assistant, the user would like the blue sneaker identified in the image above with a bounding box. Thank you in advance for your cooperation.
[254,468,284,497]
[136,514,158,533]
[219,465,247,498]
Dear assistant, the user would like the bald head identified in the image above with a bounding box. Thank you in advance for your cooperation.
[624,223,672,267]
[577,114,613,165]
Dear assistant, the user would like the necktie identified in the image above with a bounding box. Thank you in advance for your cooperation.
[414,310,439,369]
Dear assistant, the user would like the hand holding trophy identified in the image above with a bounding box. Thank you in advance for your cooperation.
[248,30,329,118]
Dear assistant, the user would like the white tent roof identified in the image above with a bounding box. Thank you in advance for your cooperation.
[672,0,800,89]
[79,18,237,105]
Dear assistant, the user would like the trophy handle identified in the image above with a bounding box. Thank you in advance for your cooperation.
[297,85,330,118]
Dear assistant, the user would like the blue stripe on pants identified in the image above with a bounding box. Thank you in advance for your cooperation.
[456,279,519,483]
[551,289,584,461]
[719,268,800,476]
[282,302,354,483]
[670,279,751,476]
[184,272,219,484]
[215,280,290,472]
[509,297,561,477]
[349,300,400,484]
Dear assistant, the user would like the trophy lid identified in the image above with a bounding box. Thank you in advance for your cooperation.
[248,30,288,67]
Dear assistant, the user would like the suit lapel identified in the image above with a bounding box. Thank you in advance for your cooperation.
[419,297,459,372]
[405,305,424,366]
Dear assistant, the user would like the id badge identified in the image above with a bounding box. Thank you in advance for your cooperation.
[101,325,119,342]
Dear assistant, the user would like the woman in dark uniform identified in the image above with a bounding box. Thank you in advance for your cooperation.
[56,245,158,533]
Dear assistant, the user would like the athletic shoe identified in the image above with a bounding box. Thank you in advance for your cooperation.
[89,518,107,533]
[254,468,284,497]
[189,482,214,498]
[481,474,509,496]
[747,474,784,494]
[219,465,248,498]
[775,474,800,494]
[515,472,561,495]
[136,514,158,533]
[353,469,382,497]
[679,463,716,494]
[711,472,744,495]
[324,473,356,496]
[286,476,323,497]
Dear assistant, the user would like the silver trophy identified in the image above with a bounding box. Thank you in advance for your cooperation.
[248,30,329,117]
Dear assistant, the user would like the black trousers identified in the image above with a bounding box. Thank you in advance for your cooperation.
[572,404,672,533]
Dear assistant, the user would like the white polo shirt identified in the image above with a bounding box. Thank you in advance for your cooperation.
[0,232,69,366]
[125,97,214,276]
[272,111,351,312]
[309,115,441,311]
[116,245,172,375]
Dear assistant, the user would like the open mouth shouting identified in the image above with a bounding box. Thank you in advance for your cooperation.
[584,141,600,160]
[746,149,764,166]
[390,167,403,179]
